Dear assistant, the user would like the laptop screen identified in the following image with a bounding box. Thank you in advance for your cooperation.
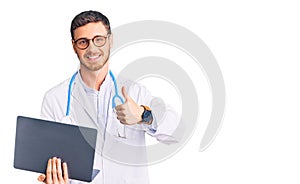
[14,116,98,182]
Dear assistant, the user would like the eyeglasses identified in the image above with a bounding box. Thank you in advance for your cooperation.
[73,34,110,50]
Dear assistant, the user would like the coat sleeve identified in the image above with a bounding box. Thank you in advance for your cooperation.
[40,79,69,122]
[40,92,56,121]
[128,84,180,145]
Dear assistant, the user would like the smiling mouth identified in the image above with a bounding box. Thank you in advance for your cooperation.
[86,55,101,60]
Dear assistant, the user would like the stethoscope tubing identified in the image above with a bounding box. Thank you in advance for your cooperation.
[65,70,123,116]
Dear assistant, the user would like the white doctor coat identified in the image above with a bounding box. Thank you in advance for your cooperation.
[40,71,179,184]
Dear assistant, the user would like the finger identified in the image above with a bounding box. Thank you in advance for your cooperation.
[116,110,125,116]
[117,116,125,123]
[121,86,130,101]
[116,115,126,121]
[52,157,58,183]
[62,162,69,182]
[57,158,64,181]
[37,174,46,182]
[119,120,126,125]
[118,117,130,125]
[115,104,125,111]
[46,159,52,183]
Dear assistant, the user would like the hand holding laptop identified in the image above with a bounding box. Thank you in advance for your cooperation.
[37,157,69,184]
[14,116,99,182]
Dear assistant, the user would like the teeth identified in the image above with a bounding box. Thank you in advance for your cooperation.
[88,55,100,59]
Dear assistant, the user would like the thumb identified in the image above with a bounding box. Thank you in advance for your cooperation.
[121,86,130,101]
[37,174,46,182]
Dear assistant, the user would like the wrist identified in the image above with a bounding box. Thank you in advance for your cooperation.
[138,106,144,121]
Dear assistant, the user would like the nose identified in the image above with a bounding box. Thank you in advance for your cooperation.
[86,40,99,52]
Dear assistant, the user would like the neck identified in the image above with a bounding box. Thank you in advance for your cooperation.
[80,63,109,91]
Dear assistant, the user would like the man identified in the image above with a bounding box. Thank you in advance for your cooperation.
[37,10,179,184]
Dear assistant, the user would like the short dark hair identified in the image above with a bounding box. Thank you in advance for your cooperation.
[70,10,111,39]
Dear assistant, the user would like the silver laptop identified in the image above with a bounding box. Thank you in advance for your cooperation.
[14,116,99,182]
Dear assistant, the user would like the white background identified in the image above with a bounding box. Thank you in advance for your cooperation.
[1,0,300,183]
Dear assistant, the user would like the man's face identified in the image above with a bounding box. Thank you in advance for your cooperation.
[72,22,112,72]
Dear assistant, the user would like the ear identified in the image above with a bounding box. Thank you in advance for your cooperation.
[109,33,113,48]
[72,39,77,54]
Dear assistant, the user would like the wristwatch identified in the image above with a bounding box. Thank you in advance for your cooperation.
[141,105,153,125]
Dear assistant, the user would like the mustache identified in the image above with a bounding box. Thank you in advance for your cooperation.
[84,49,104,57]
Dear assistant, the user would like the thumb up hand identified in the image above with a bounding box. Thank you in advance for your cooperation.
[115,86,144,125]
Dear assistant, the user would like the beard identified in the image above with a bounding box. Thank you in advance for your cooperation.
[79,49,110,71]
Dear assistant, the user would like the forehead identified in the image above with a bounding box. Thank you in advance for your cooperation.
[73,22,108,39]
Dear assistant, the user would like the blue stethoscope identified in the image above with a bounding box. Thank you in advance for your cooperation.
[66,70,124,116]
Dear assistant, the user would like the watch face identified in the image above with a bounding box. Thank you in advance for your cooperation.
[142,110,153,122]
[143,110,151,118]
